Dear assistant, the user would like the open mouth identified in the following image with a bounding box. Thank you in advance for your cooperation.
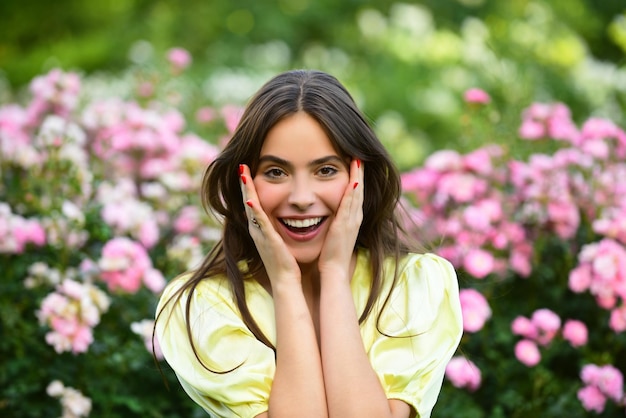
[280,217,325,233]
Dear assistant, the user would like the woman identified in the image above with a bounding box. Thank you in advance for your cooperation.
[154,69,462,418]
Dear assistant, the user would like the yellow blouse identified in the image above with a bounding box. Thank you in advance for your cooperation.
[155,250,463,418]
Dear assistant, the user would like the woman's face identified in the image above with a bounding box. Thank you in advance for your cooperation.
[253,112,350,265]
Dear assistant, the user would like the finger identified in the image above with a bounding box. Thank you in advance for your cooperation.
[239,164,269,231]
[239,164,252,220]
[348,159,364,216]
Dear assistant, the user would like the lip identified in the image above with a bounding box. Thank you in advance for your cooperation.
[278,216,328,242]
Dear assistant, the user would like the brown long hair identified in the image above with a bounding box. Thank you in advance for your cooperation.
[155,69,413,368]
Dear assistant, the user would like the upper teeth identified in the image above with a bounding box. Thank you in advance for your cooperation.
[283,217,322,228]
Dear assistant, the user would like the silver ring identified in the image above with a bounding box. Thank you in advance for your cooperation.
[251,217,260,228]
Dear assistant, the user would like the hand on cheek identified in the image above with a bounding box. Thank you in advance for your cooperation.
[239,164,301,283]
[319,159,364,276]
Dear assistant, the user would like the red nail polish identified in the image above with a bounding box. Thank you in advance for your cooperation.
[357,159,361,168]
[353,182,358,189]
[241,175,247,185]
[246,200,253,208]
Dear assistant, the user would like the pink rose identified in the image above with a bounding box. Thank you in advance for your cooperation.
[511,316,538,340]
[547,200,580,239]
[597,365,624,402]
[143,268,166,293]
[463,147,495,175]
[509,244,532,277]
[50,316,79,337]
[568,265,592,293]
[400,168,439,198]
[71,325,94,354]
[459,288,492,332]
[531,308,561,345]
[562,319,588,347]
[464,88,491,104]
[577,385,607,413]
[518,119,545,140]
[99,237,152,294]
[167,47,192,72]
[609,306,626,333]
[445,356,482,391]
[581,364,602,385]
[424,149,463,172]
[463,248,495,279]
[514,339,541,367]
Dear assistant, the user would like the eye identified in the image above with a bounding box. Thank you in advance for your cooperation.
[263,167,286,179]
[318,165,338,177]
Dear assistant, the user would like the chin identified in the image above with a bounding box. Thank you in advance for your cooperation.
[291,249,322,266]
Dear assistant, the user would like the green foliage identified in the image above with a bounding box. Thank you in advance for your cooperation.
[1,1,625,169]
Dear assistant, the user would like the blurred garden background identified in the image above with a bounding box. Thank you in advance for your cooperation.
[1,0,626,417]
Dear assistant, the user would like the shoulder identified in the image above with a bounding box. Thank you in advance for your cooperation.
[155,271,247,344]
[381,252,461,328]
[386,252,458,293]
[354,250,459,304]
[157,271,234,314]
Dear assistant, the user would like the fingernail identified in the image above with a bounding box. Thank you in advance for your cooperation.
[241,175,247,185]
[246,200,253,208]
[357,159,361,168]
[353,182,358,189]
[239,164,244,174]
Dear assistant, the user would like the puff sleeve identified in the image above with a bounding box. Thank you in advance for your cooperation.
[154,275,276,418]
[367,253,463,417]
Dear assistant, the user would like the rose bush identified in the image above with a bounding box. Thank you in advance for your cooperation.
[0,50,229,417]
[1,47,625,418]
[403,93,626,417]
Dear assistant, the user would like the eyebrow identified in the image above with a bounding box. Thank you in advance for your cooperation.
[257,155,346,169]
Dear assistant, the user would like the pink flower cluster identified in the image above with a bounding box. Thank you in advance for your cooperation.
[97,179,160,249]
[511,309,588,367]
[402,145,532,279]
[85,100,184,177]
[514,112,626,237]
[511,308,560,366]
[518,102,578,142]
[459,288,491,332]
[82,99,219,191]
[97,237,166,294]
[0,203,46,254]
[404,99,626,285]
[445,356,482,391]
[577,117,626,161]
[593,205,626,245]
[1,53,240,414]
[569,238,626,331]
[577,364,625,413]
[36,279,110,354]
[28,68,81,122]
[510,151,585,240]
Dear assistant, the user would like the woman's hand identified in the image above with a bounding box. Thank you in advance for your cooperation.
[240,164,302,285]
[318,159,364,280]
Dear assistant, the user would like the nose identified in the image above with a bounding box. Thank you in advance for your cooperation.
[288,176,315,210]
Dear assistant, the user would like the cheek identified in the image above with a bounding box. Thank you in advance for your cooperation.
[324,180,349,211]
[252,180,281,211]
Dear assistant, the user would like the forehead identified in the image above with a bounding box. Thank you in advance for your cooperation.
[260,112,340,159]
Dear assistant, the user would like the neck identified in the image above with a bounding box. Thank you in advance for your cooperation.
[298,261,321,292]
